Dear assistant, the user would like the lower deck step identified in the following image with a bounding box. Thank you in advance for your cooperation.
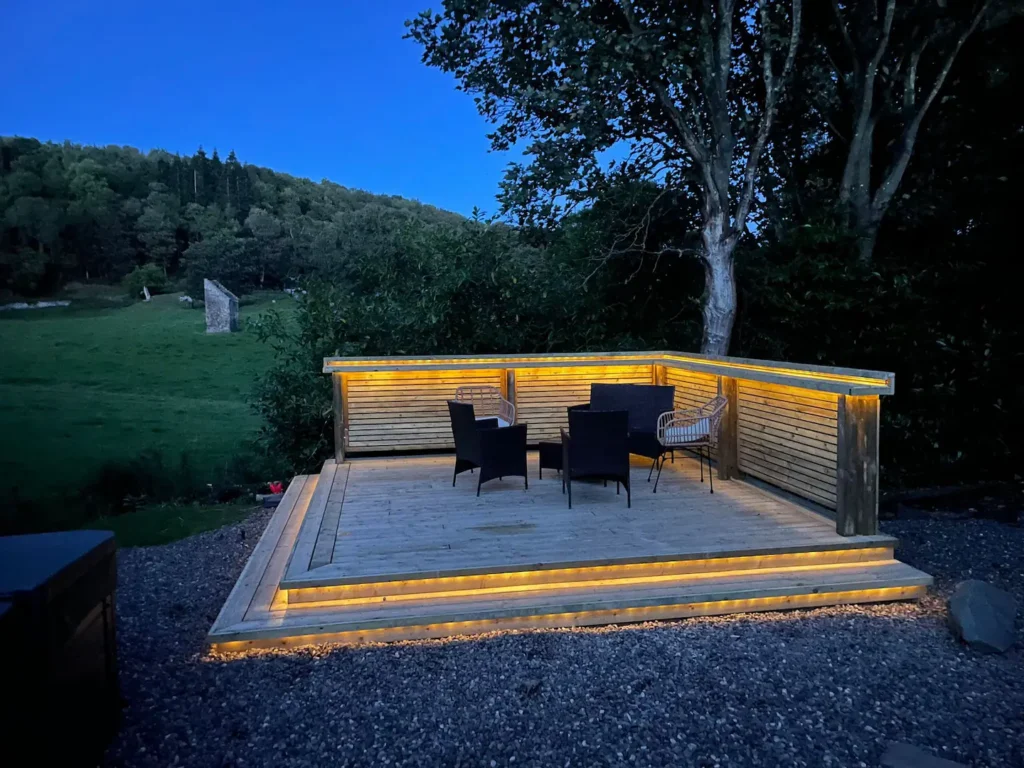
[208,560,931,651]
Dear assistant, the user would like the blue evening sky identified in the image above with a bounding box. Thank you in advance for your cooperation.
[1,1,512,217]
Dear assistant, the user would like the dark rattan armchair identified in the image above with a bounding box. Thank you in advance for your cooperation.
[560,409,631,508]
[448,400,528,495]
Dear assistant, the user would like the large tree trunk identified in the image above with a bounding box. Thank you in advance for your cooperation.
[700,217,737,355]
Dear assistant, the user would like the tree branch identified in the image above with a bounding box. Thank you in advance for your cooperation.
[734,0,802,230]
[872,0,990,218]
[830,0,858,60]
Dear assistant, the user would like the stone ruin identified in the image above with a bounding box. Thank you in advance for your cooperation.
[204,279,239,333]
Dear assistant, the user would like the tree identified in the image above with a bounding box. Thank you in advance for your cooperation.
[135,182,180,274]
[244,206,285,286]
[408,0,802,353]
[817,0,1014,263]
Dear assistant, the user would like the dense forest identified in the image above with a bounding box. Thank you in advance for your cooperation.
[2,2,1021,492]
[0,138,459,297]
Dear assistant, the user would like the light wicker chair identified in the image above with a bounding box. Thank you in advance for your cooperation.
[454,385,516,427]
[654,395,728,493]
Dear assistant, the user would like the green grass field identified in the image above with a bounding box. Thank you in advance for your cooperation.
[83,501,257,547]
[0,289,287,504]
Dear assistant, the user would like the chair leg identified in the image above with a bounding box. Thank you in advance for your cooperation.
[708,446,714,494]
[567,476,572,509]
[525,474,528,491]
[476,474,483,497]
[700,450,704,482]
[648,458,657,482]
[453,463,458,487]
[653,456,665,493]
[626,482,631,508]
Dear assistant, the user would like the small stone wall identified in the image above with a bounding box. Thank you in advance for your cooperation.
[204,279,239,333]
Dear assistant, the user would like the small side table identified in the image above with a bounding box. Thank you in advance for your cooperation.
[538,441,562,478]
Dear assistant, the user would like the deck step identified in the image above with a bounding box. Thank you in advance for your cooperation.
[208,560,931,651]
[284,544,898,604]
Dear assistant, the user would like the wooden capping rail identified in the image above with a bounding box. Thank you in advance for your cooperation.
[322,351,894,397]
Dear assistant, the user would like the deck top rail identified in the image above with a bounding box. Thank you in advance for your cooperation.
[323,351,894,396]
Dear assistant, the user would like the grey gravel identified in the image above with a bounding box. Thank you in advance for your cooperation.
[105,513,1024,768]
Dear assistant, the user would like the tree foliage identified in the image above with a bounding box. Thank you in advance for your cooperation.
[408,0,803,354]
[0,138,461,296]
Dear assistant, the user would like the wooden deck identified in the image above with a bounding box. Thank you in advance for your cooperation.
[208,454,931,651]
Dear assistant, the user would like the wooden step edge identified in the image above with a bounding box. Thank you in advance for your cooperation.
[207,475,311,636]
[279,534,899,592]
[284,548,899,606]
[209,574,931,652]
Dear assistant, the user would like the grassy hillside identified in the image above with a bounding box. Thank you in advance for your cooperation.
[0,290,286,503]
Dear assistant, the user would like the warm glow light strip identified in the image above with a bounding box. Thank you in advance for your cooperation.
[209,586,926,653]
[321,351,894,394]
[284,548,895,604]
[283,558,896,609]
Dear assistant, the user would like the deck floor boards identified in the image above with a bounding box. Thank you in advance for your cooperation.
[294,454,891,585]
[208,453,929,650]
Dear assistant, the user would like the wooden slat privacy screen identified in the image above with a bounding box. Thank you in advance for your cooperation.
[515,365,652,441]
[324,352,893,535]
[345,369,504,451]
[736,381,839,509]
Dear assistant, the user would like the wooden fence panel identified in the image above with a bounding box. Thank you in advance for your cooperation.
[736,380,839,509]
[345,369,504,451]
[515,365,653,441]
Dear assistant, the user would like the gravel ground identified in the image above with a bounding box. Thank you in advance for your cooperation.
[105,512,1024,768]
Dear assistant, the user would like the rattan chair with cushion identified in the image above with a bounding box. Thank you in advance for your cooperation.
[653,395,728,493]
[455,385,515,427]
[448,400,528,495]
[560,409,631,508]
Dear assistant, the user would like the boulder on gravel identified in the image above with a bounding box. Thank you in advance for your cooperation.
[881,741,966,768]
[948,579,1017,653]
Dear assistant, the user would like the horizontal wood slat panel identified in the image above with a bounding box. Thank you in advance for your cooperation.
[346,369,504,452]
[515,365,653,441]
[736,380,839,510]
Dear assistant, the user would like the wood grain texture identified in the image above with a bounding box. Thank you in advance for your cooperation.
[718,376,739,480]
[836,395,880,536]
[332,373,345,462]
[209,454,930,650]
[207,475,311,631]
[282,454,895,589]
[322,351,895,396]
[513,365,653,441]
[345,369,504,451]
[736,380,840,510]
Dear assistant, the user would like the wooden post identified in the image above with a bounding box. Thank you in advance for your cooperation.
[718,376,739,480]
[332,372,345,463]
[836,394,880,536]
[652,364,667,385]
[505,369,516,410]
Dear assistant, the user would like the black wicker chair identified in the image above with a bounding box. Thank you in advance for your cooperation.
[571,384,675,481]
[560,409,631,508]
[447,400,528,495]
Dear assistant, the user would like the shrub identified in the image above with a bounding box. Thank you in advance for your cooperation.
[122,264,168,299]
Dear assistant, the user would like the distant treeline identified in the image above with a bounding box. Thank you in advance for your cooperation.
[0,137,460,297]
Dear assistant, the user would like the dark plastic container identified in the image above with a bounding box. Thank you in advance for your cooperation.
[0,530,119,765]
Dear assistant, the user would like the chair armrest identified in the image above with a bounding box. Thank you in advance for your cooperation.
[499,397,516,426]
[479,423,527,464]
[657,409,711,442]
[476,417,500,430]
[567,403,590,414]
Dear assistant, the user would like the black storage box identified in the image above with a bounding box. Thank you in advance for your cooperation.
[0,530,119,765]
